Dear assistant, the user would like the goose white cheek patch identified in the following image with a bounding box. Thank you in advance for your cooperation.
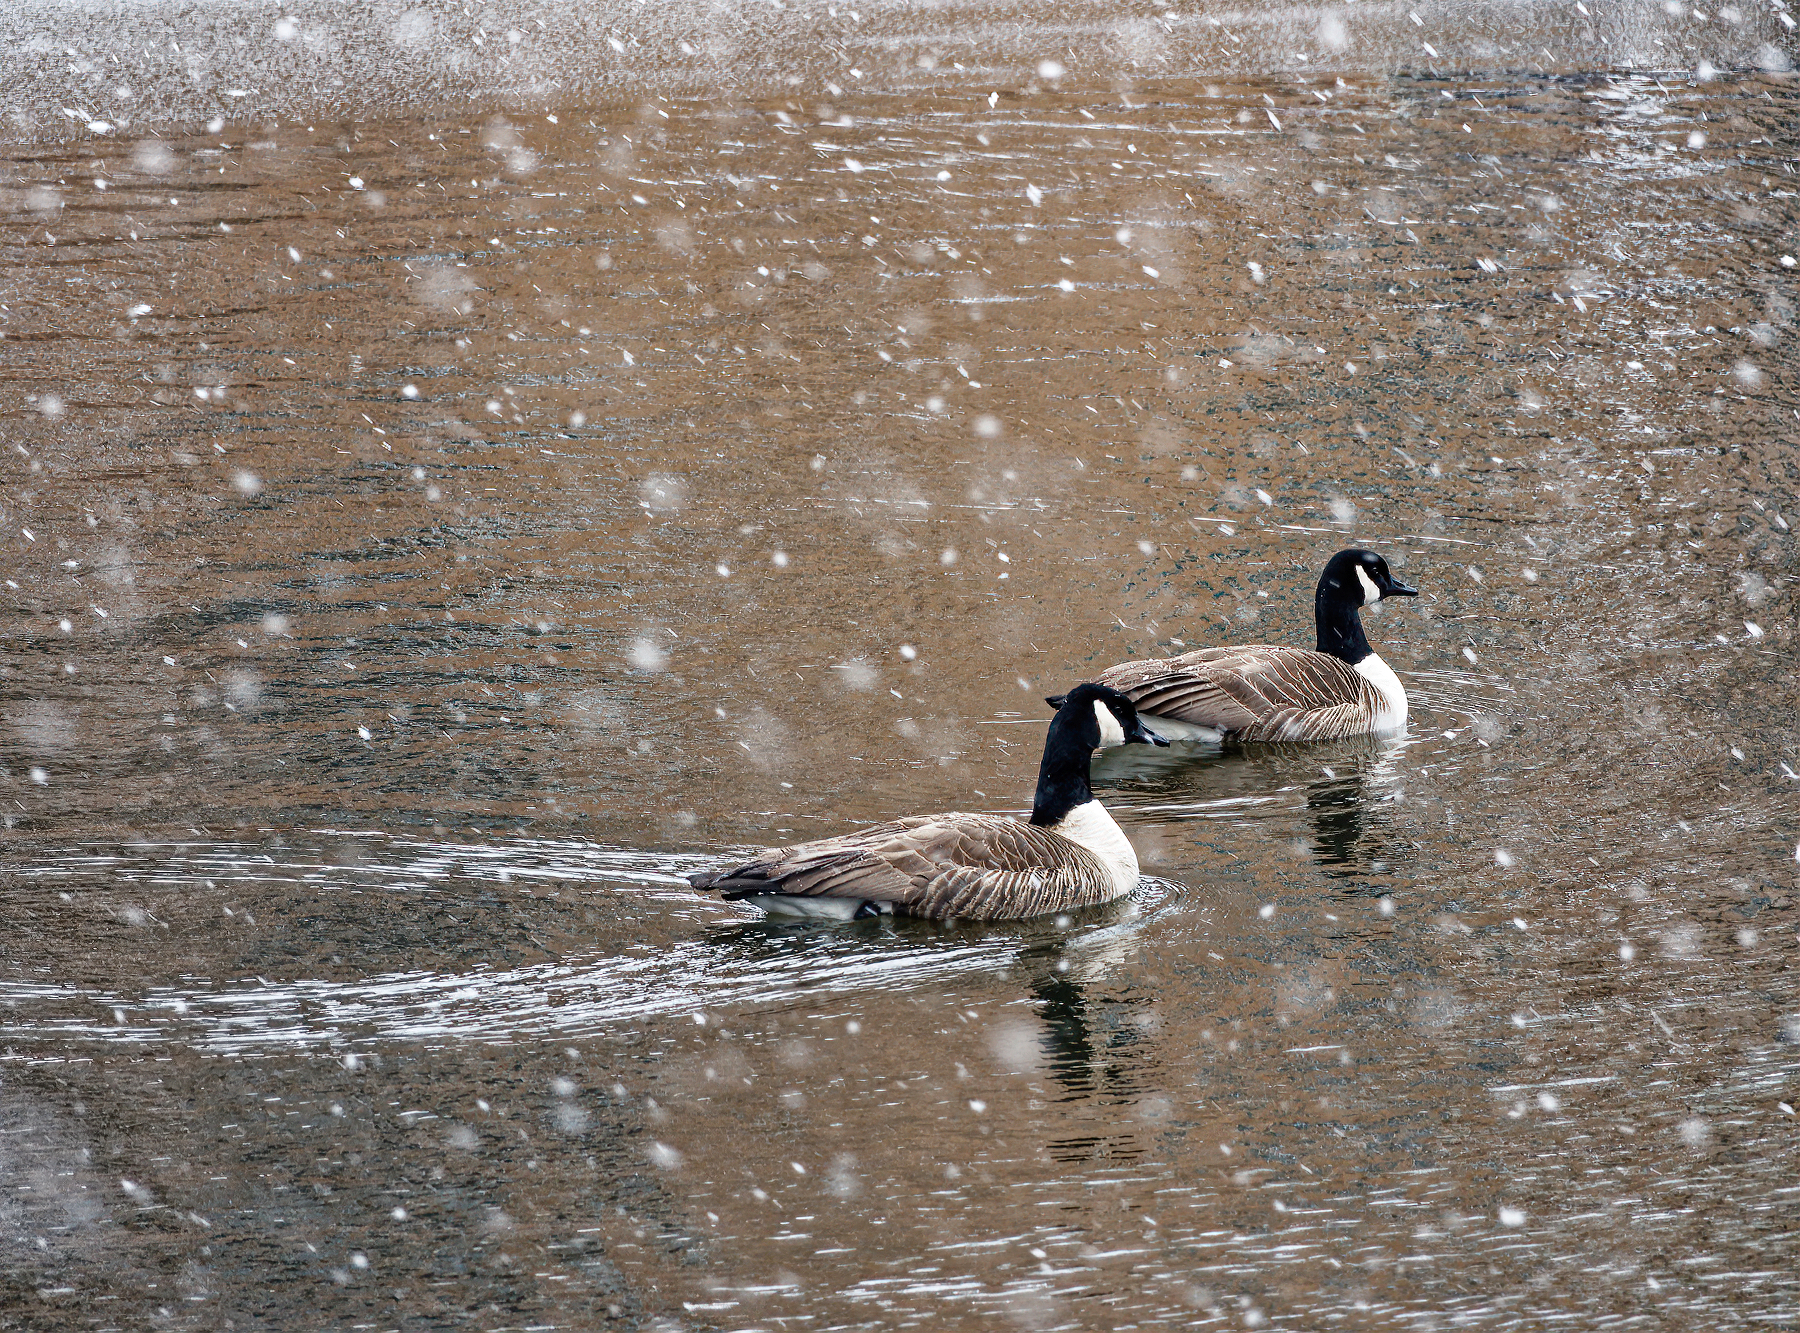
[1356,566,1381,606]
[1093,701,1126,748]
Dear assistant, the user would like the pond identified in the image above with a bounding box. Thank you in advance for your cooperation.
[1,6,1797,1329]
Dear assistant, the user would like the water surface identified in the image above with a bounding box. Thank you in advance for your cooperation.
[2,23,1798,1333]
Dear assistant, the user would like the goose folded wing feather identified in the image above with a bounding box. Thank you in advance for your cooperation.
[781,854,916,902]
[1106,644,1373,730]
[1245,648,1368,710]
[1242,699,1366,742]
[919,822,1115,918]
[1096,651,1267,729]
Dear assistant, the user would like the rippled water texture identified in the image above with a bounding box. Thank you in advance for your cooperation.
[2,12,1799,1331]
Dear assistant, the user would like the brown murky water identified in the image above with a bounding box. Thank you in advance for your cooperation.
[2,31,1799,1333]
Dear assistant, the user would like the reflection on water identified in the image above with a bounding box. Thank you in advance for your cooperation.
[1011,938,1173,1164]
[2,32,1798,1332]
[1304,741,1407,877]
[1094,731,1417,879]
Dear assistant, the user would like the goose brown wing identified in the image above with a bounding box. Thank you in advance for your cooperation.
[691,814,1117,921]
[1097,645,1378,741]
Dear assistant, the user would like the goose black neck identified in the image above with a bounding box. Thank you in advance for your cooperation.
[1315,582,1374,664]
[1029,710,1095,826]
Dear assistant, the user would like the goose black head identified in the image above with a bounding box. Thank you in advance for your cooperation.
[1314,549,1417,663]
[1031,684,1166,826]
[1318,549,1417,608]
[1046,682,1169,749]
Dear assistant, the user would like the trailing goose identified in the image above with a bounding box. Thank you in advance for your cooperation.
[1054,549,1418,744]
[689,683,1168,922]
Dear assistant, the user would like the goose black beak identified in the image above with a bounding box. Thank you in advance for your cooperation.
[1044,694,1069,710]
[1128,721,1170,747]
[1385,580,1419,598]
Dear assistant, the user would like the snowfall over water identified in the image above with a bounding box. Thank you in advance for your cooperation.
[0,3,1798,1331]
[2,0,1797,135]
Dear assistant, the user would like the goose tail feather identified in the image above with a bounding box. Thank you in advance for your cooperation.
[690,849,872,902]
[688,864,781,899]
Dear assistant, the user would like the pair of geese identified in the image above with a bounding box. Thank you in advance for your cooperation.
[690,549,1418,922]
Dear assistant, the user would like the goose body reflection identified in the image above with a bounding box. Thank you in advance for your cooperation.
[689,683,1168,921]
[1057,549,1418,744]
[1085,729,1415,879]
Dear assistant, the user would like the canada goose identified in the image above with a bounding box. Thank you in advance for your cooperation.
[689,683,1169,922]
[1053,549,1418,744]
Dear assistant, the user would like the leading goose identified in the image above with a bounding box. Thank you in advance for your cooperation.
[689,683,1168,922]
[1055,549,1419,744]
